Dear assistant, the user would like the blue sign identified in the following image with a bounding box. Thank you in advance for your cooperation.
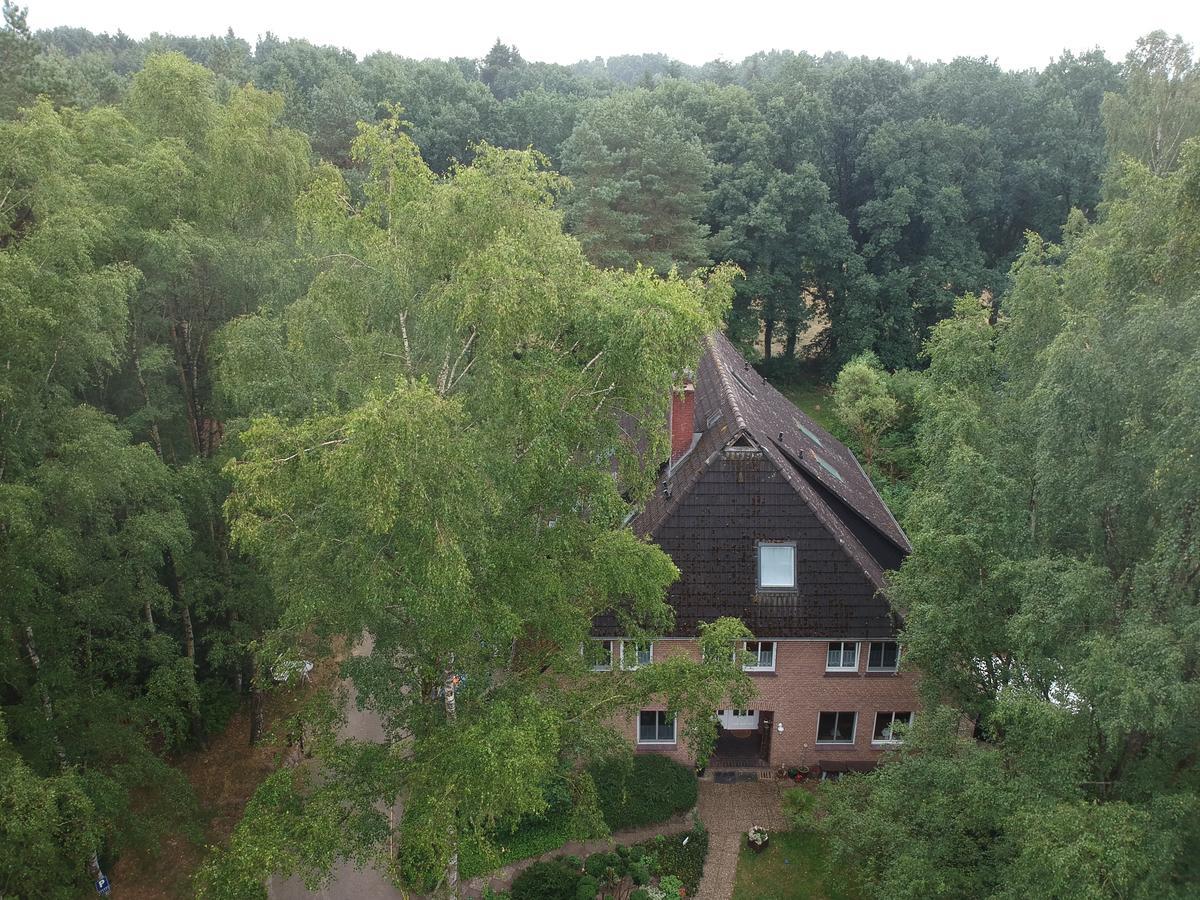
[95,874,111,895]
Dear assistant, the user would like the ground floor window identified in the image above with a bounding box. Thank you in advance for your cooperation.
[872,711,913,743]
[638,710,676,744]
[816,711,857,744]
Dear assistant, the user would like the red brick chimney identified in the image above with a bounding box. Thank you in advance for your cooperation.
[670,379,695,463]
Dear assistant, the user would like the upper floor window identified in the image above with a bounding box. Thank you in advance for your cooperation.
[758,542,796,589]
[638,710,676,744]
[826,641,858,672]
[816,711,857,744]
[873,711,913,744]
[622,640,653,669]
[743,641,776,671]
[587,639,614,671]
[867,641,900,672]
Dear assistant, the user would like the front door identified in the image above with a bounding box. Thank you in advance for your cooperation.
[758,711,774,763]
[717,708,759,731]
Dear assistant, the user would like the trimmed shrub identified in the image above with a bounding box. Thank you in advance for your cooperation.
[576,875,600,899]
[630,860,651,885]
[511,860,581,900]
[589,755,697,831]
[584,851,621,879]
[630,891,652,900]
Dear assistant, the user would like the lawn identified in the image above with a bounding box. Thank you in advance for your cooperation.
[731,829,861,900]
[774,379,837,433]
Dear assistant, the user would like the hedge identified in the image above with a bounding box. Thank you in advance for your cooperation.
[459,814,574,880]
[510,860,581,900]
[589,755,698,831]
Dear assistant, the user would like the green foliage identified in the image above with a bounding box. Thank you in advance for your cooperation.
[576,874,600,899]
[562,89,713,275]
[822,136,1200,898]
[510,859,582,900]
[832,351,899,468]
[633,827,708,895]
[589,755,698,831]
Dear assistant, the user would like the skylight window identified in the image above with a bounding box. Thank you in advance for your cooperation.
[796,422,824,447]
[812,452,844,482]
[730,370,757,397]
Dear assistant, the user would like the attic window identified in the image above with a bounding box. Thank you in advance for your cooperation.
[706,410,723,429]
[758,542,796,589]
[811,452,844,482]
[797,422,825,447]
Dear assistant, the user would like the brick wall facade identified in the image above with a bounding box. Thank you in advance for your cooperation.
[608,637,920,773]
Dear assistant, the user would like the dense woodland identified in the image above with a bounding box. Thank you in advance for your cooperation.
[2,1,1200,896]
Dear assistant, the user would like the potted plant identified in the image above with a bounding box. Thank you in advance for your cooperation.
[747,825,769,852]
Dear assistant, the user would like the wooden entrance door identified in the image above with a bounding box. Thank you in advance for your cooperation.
[758,711,773,763]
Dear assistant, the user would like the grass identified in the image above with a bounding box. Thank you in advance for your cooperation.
[731,829,861,900]
[774,379,837,433]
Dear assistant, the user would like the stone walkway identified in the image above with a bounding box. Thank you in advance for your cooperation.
[693,778,790,900]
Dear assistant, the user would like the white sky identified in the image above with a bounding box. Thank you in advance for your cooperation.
[26,0,1200,70]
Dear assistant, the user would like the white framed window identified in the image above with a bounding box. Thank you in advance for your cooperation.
[743,641,776,671]
[867,641,900,672]
[757,542,796,589]
[587,639,614,672]
[872,711,913,744]
[816,711,857,744]
[637,710,676,744]
[826,641,859,672]
[622,640,653,670]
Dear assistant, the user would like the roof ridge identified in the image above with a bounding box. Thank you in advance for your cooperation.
[704,332,747,432]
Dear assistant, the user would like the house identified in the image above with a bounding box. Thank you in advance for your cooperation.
[594,331,918,775]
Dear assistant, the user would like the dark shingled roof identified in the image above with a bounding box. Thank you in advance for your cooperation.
[597,332,910,639]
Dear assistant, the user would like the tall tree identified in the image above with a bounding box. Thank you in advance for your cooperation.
[1102,32,1200,174]
[819,138,1200,898]
[561,90,713,275]
[199,115,748,896]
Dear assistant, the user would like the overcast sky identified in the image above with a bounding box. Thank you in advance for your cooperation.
[25,0,1200,70]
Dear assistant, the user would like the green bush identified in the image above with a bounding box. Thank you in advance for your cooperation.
[631,827,708,895]
[589,755,697,831]
[560,854,583,871]
[630,860,650,885]
[510,860,581,900]
[459,814,574,879]
[584,851,621,879]
[659,875,684,899]
[630,890,651,900]
[576,875,599,899]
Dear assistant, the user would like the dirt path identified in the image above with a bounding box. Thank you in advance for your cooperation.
[693,779,790,900]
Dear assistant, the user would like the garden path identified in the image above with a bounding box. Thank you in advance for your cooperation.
[693,779,790,900]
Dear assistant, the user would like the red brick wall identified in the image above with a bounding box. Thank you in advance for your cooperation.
[610,638,920,771]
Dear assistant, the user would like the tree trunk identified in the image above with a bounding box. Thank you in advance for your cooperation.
[443,671,459,899]
[762,317,773,361]
[164,549,205,746]
[784,318,799,359]
[249,655,265,746]
[24,625,109,890]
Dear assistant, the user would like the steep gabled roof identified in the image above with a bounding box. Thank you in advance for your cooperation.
[703,332,910,555]
[631,331,909,587]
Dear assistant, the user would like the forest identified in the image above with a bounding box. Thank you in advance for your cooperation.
[2,0,1199,896]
